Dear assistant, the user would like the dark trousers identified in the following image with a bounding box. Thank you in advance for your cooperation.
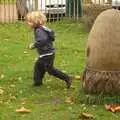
[34,54,71,85]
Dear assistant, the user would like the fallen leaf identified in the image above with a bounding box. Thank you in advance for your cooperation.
[65,96,74,104]
[0,74,5,79]
[34,57,38,61]
[10,96,16,100]
[74,75,81,80]
[81,112,94,119]
[19,90,23,94]
[47,79,52,82]
[21,102,26,105]
[16,107,31,113]
[23,51,28,54]
[68,106,73,110]
[18,77,22,81]
[92,105,96,108]
[47,86,51,89]
[0,101,3,104]
[81,104,85,107]
[0,89,4,95]
[115,106,120,111]
[105,104,111,110]
[62,70,67,73]
[10,84,15,88]
[105,104,120,112]
[4,39,9,41]
[83,107,87,110]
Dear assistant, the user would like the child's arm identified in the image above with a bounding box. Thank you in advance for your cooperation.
[34,28,48,48]
[49,30,55,41]
[29,28,48,50]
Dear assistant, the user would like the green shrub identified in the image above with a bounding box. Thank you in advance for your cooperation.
[82,4,112,31]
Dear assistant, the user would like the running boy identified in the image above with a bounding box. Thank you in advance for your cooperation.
[26,11,72,88]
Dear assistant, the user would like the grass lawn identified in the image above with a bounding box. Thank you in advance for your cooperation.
[0,0,16,4]
[0,21,120,120]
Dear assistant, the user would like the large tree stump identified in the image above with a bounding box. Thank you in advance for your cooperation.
[82,9,120,93]
[16,0,28,20]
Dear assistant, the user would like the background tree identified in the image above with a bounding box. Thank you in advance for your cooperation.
[16,0,28,20]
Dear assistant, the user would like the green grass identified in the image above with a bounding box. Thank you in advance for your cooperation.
[0,21,120,120]
[0,0,16,4]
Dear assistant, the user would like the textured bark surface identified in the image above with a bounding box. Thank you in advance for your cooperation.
[83,68,120,93]
[87,9,120,71]
[83,9,120,93]
[16,0,28,19]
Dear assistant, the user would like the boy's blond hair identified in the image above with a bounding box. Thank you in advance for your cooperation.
[26,11,47,26]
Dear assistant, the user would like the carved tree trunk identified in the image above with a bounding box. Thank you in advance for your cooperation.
[16,0,28,20]
[82,9,120,93]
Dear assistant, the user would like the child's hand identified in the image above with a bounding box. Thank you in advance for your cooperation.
[29,43,35,49]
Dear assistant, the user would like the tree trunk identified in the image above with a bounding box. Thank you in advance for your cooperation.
[82,68,120,93]
[82,9,120,93]
[16,0,28,20]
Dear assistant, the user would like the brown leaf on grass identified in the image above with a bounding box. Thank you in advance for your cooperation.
[105,104,120,112]
[18,77,22,81]
[65,96,74,104]
[0,101,3,104]
[74,75,81,80]
[10,96,16,100]
[0,89,4,95]
[10,84,15,88]
[16,107,31,113]
[23,51,28,54]
[21,102,26,105]
[81,112,94,119]
[0,74,5,79]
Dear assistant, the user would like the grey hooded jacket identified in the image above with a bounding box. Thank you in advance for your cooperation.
[33,26,55,55]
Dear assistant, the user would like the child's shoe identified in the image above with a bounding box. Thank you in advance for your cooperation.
[33,82,43,86]
[66,77,72,89]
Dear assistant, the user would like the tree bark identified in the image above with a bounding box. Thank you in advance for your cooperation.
[82,9,120,93]
[16,0,28,20]
[82,68,120,93]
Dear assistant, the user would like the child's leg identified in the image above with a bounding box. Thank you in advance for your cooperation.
[43,55,72,88]
[34,58,46,86]
[47,67,71,82]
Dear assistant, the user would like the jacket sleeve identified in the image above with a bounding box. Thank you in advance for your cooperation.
[49,30,55,41]
[34,28,48,48]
